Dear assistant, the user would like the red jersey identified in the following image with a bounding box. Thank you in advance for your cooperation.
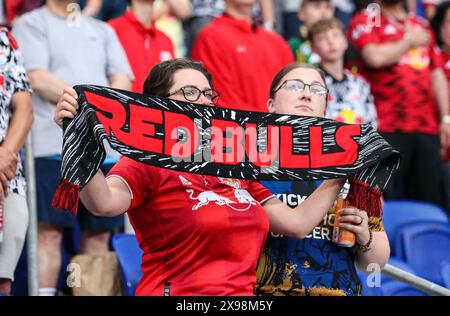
[192,14,294,113]
[348,12,443,134]
[109,11,175,93]
[107,157,274,296]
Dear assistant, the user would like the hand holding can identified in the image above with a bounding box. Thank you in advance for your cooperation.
[332,198,356,247]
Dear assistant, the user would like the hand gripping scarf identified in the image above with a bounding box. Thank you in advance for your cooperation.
[52,85,401,217]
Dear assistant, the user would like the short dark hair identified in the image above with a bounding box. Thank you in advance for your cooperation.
[269,63,327,99]
[431,1,450,47]
[143,58,213,97]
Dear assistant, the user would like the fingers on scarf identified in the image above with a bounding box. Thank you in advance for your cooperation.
[63,86,78,101]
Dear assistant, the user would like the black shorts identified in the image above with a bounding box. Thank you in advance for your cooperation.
[35,157,124,231]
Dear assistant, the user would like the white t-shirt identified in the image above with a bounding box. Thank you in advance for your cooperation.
[12,7,133,158]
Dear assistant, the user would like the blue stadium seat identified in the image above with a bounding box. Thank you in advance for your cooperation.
[441,261,450,289]
[395,222,450,286]
[379,281,427,296]
[382,200,448,255]
[111,234,143,296]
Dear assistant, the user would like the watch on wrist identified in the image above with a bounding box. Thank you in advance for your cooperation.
[263,21,275,31]
[442,115,450,125]
[357,230,373,253]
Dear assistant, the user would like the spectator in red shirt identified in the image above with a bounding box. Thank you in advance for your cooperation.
[109,0,175,93]
[192,0,294,113]
[53,58,346,296]
[348,0,450,206]
[432,1,450,81]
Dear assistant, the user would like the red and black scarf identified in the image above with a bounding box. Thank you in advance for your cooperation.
[52,85,401,217]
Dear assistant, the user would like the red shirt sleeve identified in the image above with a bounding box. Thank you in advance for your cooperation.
[245,180,275,204]
[348,13,380,52]
[192,29,254,110]
[106,157,160,209]
[5,0,23,23]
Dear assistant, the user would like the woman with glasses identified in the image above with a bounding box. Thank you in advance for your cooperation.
[53,58,346,296]
[256,62,390,296]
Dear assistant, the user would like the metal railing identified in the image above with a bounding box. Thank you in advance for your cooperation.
[382,264,450,296]
[25,134,38,296]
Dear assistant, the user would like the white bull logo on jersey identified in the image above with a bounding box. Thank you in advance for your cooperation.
[186,189,234,211]
[186,189,257,211]
[234,189,257,205]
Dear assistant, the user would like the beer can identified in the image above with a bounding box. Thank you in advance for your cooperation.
[332,198,356,247]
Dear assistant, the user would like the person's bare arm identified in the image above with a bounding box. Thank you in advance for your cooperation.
[259,0,276,31]
[80,170,132,217]
[27,69,69,104]
[361,24,430,68]
[108,73,132,91]
[355,232,390,271]
[432,68,450,147]
[0,91,33,194]
[361,41,411,68]
[262,179,345,238]
[3,91,34,153]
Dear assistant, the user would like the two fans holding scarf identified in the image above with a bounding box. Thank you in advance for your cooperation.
[53,59,399,296]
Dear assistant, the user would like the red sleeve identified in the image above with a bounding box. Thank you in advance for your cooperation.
[348,13,380,52]
[192,30,254,109]
[5,0,23,23]
[106,157,159,209]
[245,180,275,204]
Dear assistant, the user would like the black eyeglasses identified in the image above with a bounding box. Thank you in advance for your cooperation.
[167,86,220,104]
[273,79,328,97]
